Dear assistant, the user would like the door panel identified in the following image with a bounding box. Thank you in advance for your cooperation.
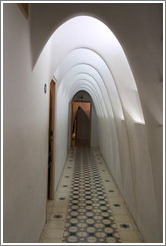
[48,80,56,200]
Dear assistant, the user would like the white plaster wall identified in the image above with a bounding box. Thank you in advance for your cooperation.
[3,4,51,243]
[143,108,163,238]
[125,120,159,240]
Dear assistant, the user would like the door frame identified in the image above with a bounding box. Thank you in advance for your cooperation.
[47,80,56,200]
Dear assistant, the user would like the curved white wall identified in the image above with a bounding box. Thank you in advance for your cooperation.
[50,16,160,243]
[3,3,163,243]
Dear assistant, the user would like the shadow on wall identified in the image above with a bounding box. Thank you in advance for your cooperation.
[72,103,91,146]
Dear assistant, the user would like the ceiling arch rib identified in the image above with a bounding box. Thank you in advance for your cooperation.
[69,80,118,149]
[61,71,112,119]
[63,74,114,120]
[69,81,106,119]
[54,47,122,99]
[57,62,124,120]
[69,81,116,124]
[54,48,124,119]
[56,48,129,166]
[68,81,106,118]
[45,16,145,123]
[61,72,123,121]
[54,48,112,82]
[58,68,105,117]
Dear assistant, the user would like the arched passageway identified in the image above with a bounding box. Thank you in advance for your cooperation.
[3,3,163,244]
[43,15,159,243]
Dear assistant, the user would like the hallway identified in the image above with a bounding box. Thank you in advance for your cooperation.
[40,146,142,243]
[3,3,163,243]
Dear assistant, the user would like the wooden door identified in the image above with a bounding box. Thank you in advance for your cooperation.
[48,80,56,200]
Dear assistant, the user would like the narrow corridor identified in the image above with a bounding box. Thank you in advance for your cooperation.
[3,4,163,243]
[40,146,142,243]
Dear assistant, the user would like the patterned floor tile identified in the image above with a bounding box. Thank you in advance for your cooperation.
[40,146,142,243]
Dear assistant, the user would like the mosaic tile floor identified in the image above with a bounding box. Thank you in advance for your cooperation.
[40,146,142,243]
